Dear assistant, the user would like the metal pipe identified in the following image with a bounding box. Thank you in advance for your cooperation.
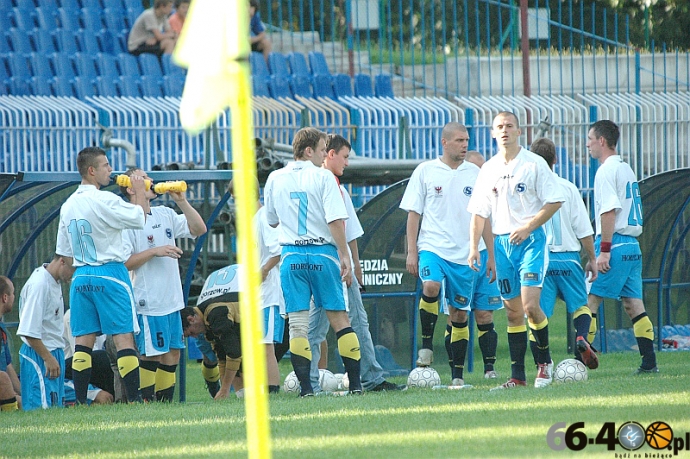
[101,130,137,169]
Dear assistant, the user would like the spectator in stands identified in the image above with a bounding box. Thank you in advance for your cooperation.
[169,0,190,36]
[128,0,177,57]
[0,276,21,411]
[249,0,272,62]
[17,254,74,410]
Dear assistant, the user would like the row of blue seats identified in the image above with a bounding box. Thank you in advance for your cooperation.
[2,73,185,98]
[0,5,141,32]
[1,27,129,56]
[254,73,394,100]
[1,0,142,11]
[0,51,184,85]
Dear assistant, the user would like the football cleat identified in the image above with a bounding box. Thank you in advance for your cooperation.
[633,366,659,375]
[484,370,498,379]
[576,337,599,369]
[370,380,407,392]
[490,378,527,391]
[416,348,434,367]
[534,361,554,388]
[449,378,465,387]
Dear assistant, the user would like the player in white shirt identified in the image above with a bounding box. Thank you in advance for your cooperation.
[56,147,148,404]
[468,112,564,389]
[401,122,498,387]
[530,138,599,369]
[309,134,405,392]
[17,254,75,410]
[264,127,362,396]
[121,168,207,401]
[585,120,658,374]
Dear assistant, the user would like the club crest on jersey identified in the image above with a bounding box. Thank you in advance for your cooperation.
[515,182,527,193]
[166,228,173,239]
[434,185,443,196]
[463,186,472,196]
[147,234,155,247]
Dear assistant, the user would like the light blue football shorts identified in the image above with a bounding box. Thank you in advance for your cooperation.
[494,227,548,300]
[589,234,643,300]
[541,251,588,317]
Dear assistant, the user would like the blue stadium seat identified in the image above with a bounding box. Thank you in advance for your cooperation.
[29,52,53,79]
[73,76,95,98]
[161,53,185,76]
[14,0,35,11]
[80,7,103,31]
[121,0,141,10]
[0,33,9,54]
[30,75,52,95]
[95,53,119,78]
[249,51,269,80]
[57,7,81,30]
[251,75,270,97]
[103,7,128,36]
[0,55,9,82]
[287,52,310,78]
[58,0,80,10]
[117,74,140,97]
[11,7,35,29]
[374,74,394,98]
[7,53,31,80]
[267,75,291,99]
[354,73,373,97]
[98,29,123,54]
[333,73,353,98]
[308,51,330,75]
[54,29,79,54]
[162,74,184,97]
[289,75,312,98]
[76,29,101,54]
[95,76,117,96]
[52,76,74,97]
[267,52,290,79]
[312,74,335,99]
[51,52,76,80]
[32,29,57,54]
[138,53,163,78]
[0,81,6,95]
[8,76,30,95]
[34,7,58,29]
[7,28,33,53]
[73,53,98,80]
[0,9,12,32]
[80,0,101,9]
[118,52,140,76]
[124,7,139,28]
[140,75,162,97]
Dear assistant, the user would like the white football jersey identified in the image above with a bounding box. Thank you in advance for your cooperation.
[593,155,643,237]
[56,185,145,266]
[122,206,194,316]
[197,264,242,307]
[400,159,484,265]
[544,173,594,253]
[341,186,363,244]
[265,161,348,247]
[17,265,65,352]
[468,147,565,235]
[255,206,285,312]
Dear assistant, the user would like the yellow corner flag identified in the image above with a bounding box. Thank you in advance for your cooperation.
[174,2,271,458]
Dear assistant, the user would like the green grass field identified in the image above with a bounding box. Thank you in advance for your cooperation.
[2,305,689,459]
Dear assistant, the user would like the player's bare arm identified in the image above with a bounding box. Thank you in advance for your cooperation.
[261,255,280,282]
[405,211,421,277]
[24,337,60,379]
[328,219,352,286]
[348,239,364,287]
[468,214,486,271]
[170,191,207,237]
[125,245,183,271]
[580,235,599,282]
[597,210,616,272]
[509,201,562,245]
[481,219,497,282]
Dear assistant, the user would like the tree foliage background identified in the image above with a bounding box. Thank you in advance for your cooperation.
[259,0,690,52]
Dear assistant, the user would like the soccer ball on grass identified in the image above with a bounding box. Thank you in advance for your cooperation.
[407,367,441,388]
[553,358,588,383]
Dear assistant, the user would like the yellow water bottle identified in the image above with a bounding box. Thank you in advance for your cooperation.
[115,174,152,190]
[153,181,188,194]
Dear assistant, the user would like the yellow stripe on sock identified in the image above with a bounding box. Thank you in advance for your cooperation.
[118,354,139,378]
[573,306,592,320]
[289,337,311,360]
[337,332,361,361]
[633,316,654,341]
[451,325,469,343]
[507,324,527,334]
[529,318,548,331]
[202,364,220,383]
[154,368,176,392]
[72,351,92,372]
[419,298,439,315]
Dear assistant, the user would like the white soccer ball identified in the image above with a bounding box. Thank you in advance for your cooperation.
[283,371,301,393]
[341,372,349,390]
[407,367,441,388]
[554,358,588,383]
[333,373,345,390]
[319,369,339,392]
